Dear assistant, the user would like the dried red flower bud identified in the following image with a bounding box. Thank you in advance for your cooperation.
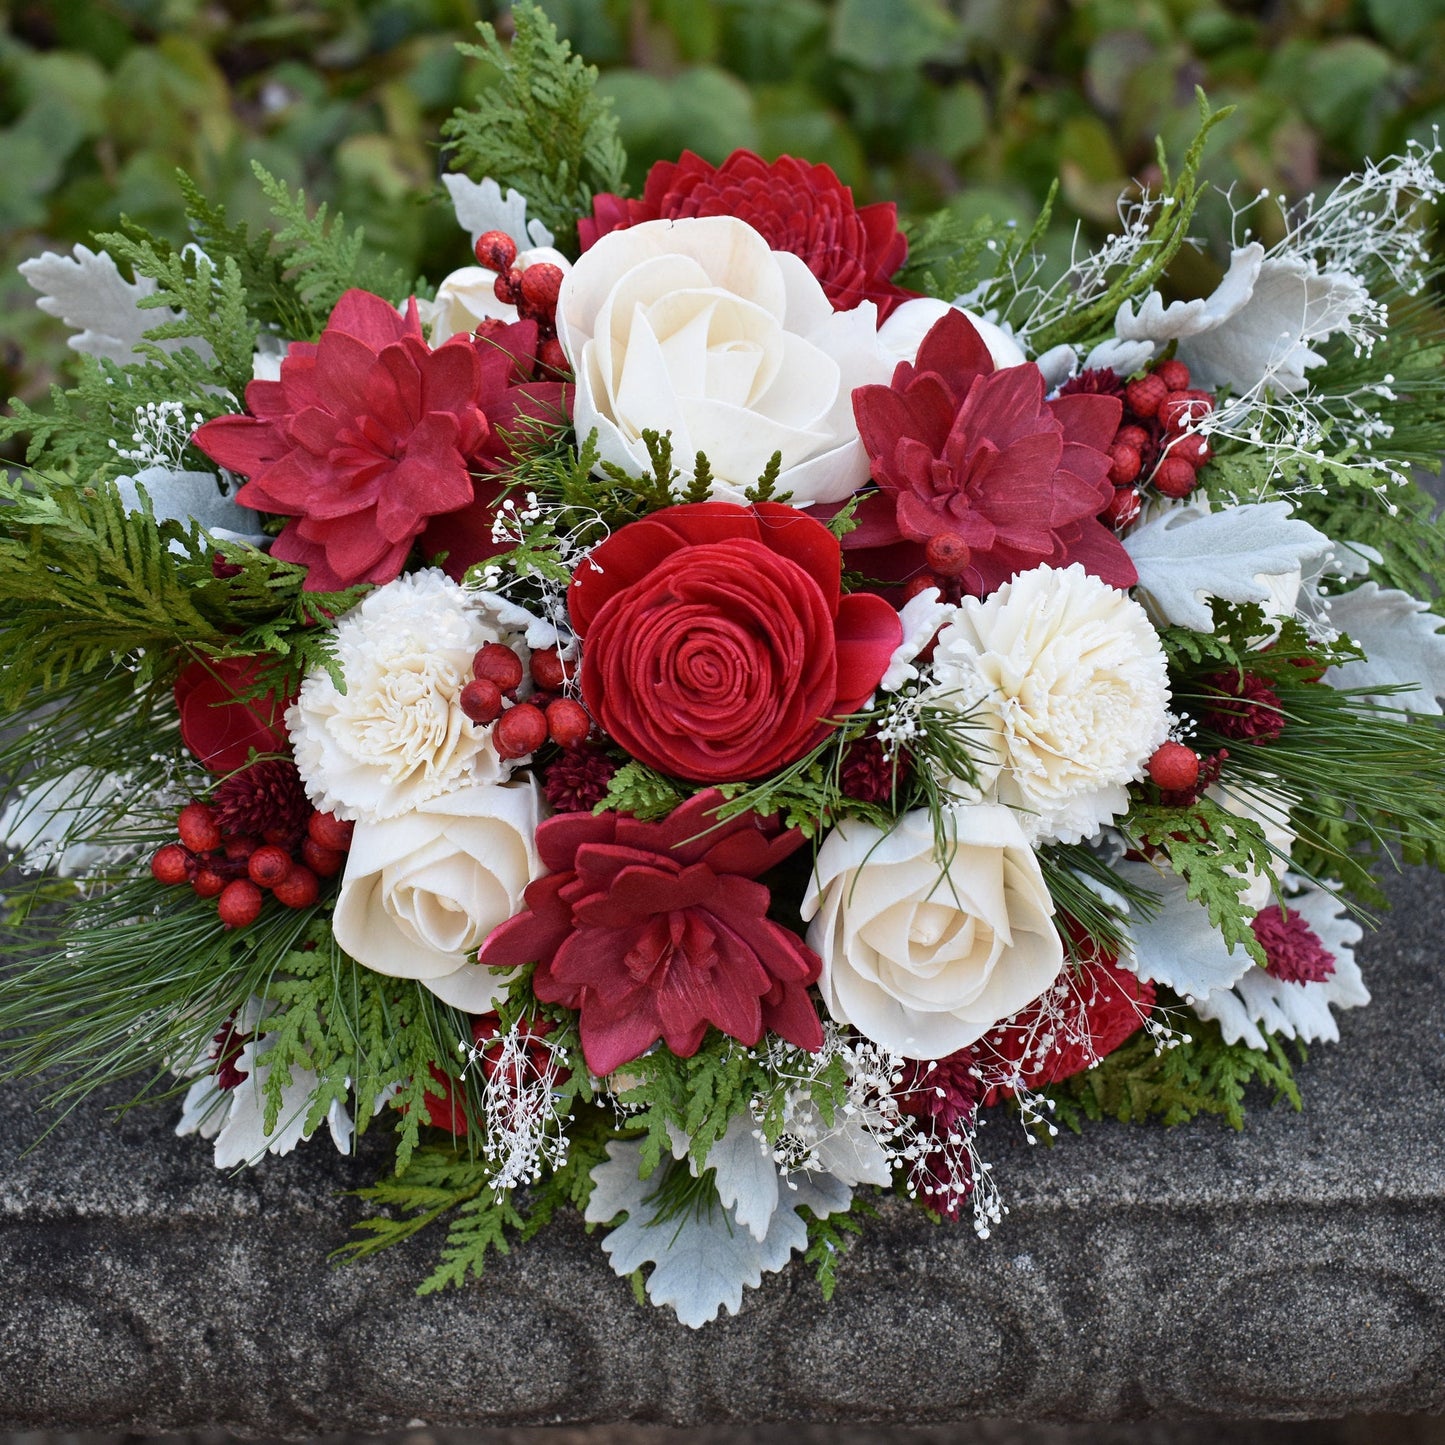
[901,572,946,601]
[301,837,347,878]
[518,262,564,317]
[151,843,193,887]
[546,697,591,749]
[1125,373,1169,419]
[247,844,292,889]
[223,835,259,862]
[273,865,320,909]
[473,642,524,695]
[218,878,264,930]
[1155,358,1191,392]
[492,267,524,306]
[1160,389,1214,436]
[1104,487,1141,529]
[924,532,971,577]
[1153,455,1199,498]
[474,230,518,273]
[529,647,568,692]
[1115,423,1151,451]
[1147,741,1200,792]
[1107,442,1142,486]
[177,802,222,853]
[494,702,548,759]
[307,812,353,852]
[538,337,569,374]
[192,866,227,899]
[460,677,505,725]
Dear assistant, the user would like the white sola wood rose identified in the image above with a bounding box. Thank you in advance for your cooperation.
[289,569,522,823]
[332,779,542,1012]
[555,214,894,506]
[928,563,1172,845]
[800,805,1063,1059]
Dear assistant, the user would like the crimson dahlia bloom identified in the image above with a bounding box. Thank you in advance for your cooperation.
[847,309,1136,596]
[192,292,565,591]
[579,149,916,319]
[480,791,823,1076]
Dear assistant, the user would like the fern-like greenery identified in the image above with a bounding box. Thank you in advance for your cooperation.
[443,2,626,253]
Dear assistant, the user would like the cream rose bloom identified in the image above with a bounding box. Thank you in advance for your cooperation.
[331,779,542,1012]
[421,246,572,345]
[928,563,1172,845]
[556,215,895,506]
[289,570,524,824]
[800,805,1063,1058]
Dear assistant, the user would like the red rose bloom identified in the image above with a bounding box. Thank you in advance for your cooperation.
[174,656,292,774]
[579,149,916,320]
[569,502,902,783]
[846,308,1136,597]
[192,292,566,591]
[480,791,823,1075]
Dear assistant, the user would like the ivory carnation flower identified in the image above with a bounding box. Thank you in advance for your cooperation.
[288,569,522,823]
[332,779,542,1012]
[928,563,1172,845]
[800,805,1064,1059]
[556,215,895,506]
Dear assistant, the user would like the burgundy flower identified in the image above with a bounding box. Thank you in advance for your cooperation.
[192,292,567,591]
[1199,671,1286,743]
[174,656,292,775]
[846,309,1136,597]
[1252,905,1336,985]
[480,791,823,1075]
[212,759,312,849]
[569,502,902,783]
[579,149,916,319]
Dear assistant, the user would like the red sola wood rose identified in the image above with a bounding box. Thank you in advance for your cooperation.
[579,149,916,320]
[568,502,902,783]
[192,291,567,591]
[480,791,823,1075]
[845,308,1137,596]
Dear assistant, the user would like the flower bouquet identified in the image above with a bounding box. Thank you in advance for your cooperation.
[4,7,1445,1328]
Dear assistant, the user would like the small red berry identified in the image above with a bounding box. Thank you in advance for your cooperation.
[546,698,591,749]
[1125,373,1169,419]
[1160,389,1214,436]
[273,865,320,910]
[473,229,517,274]
[924,532,971,577]
[1176,434,1213,468]
[301,838,347,879]
[1148,741,1201,793]
[307,812,353,852]
[518,262,564,318]
[192,866,227,899]
[151,843,193,887]
[247,844,292,890]
[1107,442,1142,486]
[901,572,946,601]
[217,879,264,930]
[223,835,258,862]
[460,677,505,725]
[473,642,524,695]
[177,802,222,853]
[538,337,569,374]
[1104,487,1141,529]
[492,267,524,306]
[1115,424,1151,451]
[1153,455,1199,499]
[529,647,568,692]
[494,702,548,760]
[1155,358,1191,392]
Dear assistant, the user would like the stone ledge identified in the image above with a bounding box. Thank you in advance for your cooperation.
[2,867,1443,1436]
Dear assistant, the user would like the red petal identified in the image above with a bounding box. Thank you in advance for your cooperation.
[325,289,417,351]
[833,592,904,713]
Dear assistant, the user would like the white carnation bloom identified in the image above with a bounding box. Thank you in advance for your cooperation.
[288,569,522,823]
[927,563,1172,845]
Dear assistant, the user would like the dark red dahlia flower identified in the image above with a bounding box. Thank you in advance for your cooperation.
[1199,671,1287,743]
[1252,905,1336,985]
[480,790,823,1076]
[579,149,916,320]
[192,292,567,591]
[846,309,1137,597]
[174,656,292,775]
[568,502,902,783]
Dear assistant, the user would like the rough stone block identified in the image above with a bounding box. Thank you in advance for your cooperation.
[2,867,1443,1435]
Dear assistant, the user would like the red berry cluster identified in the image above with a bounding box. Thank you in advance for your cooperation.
[473,230,568,374]
[150,802,354,930]
[458,641,592,756]
[1099,358,1215,527]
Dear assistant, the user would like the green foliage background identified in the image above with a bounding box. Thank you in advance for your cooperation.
[4,0,1445,446]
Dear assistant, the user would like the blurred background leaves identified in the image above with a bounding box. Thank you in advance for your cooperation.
[4,0,1445,447]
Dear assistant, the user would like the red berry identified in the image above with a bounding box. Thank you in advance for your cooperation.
[1115,424,1151,451]
[1155,358,1191,393]
[177,802,222,853]
[494,702,548,760]
[473,229,517,274]
[217,879,264,930]
[1153,455,1200,499]
[273,865,320,909]
[1148,741,1201,793]
[192,866,227,899]
[1160,389,1214,436]
[1176,433,1213,468]
[492,267,524,306]
[473,642,524,695]
[151,843,193,887]
[518,262,564,319]
[223,835,258,862]
[538,337,569,374]
[247,844,292,890]
[546,698,591,749]
[1107,442,1141,486]
[460,676,504,725]
[901,572,945,601]
[530,647,568,692]
[211,553,244,579]
[307,812,353,852]
[1104,487,1141,529]
[924,532,971,577]
[301,837,347,878]
[1125,373,1169,419]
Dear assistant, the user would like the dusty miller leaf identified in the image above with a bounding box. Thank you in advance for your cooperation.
[1323,581,1445,715]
